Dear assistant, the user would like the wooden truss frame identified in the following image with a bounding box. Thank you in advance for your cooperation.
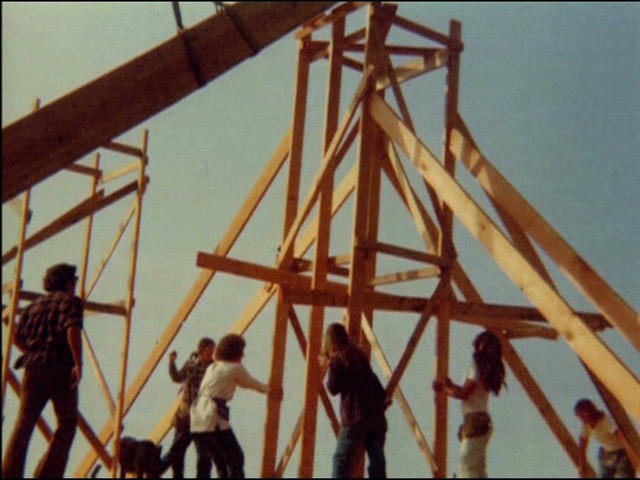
[1,103,150,478]
[116,3,636,478]
[4,3,638,478]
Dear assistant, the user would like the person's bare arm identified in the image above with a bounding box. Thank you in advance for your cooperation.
[577,435,589,477]
[436,377,476,400]
[67,325,83,389]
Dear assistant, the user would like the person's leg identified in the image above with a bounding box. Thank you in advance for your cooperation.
[217,429,244,478]
[34,368,78,478]
[332,424,364,478]
[364,417,387,478]
[612,449,634,478]
[456,430,491,478]
[2,368,50,478]
[161,421,193,478]
[193,433,224,479]
[598,448,616,478]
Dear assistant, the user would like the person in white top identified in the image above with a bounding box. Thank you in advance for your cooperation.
[432,330,506,478]
[190,334,280,478]
[574,398,635,478]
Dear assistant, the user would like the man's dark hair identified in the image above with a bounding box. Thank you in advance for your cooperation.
[214,334,246,362]
[43,263,77,292]
[198,337,215,353]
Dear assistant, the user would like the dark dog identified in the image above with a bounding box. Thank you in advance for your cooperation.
[119,436,162,478]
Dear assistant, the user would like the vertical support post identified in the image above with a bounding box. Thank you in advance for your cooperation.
[298,18,344,478]
[77,153,116,414]
[110,131,148,477]
[433,21,461,478]
[262,38,310,478]
[1,98,38,410]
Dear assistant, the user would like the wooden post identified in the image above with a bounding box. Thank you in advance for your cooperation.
[261,37,310,478]
[0,98,38,410]
[298,17,343,478]
[110,131,148,477]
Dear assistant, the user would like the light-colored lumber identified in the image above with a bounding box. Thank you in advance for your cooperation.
[65,163,102,177]
[391,14,451,45]
[85,203,136,299]
[2,179,141,266]
[276,69,372,266]
[450,118,639,351]
[299,17,344,476]
[375,50,449,91]
[371,93,640,419]
[3,2,336,203]
[1,188,30,407]
[365,240,448,266]
[262,39,312,477]
[99,160,141,185]
[17,290,127,317]
[360,315,437,473]
[295,2,366,39]
[368,266,440,286]
[102,141,143,158]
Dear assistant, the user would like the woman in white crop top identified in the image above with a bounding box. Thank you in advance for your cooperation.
[433,331,506,478]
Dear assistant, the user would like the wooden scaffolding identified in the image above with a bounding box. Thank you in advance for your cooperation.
[1,104,150,477]
[2,2,638,478]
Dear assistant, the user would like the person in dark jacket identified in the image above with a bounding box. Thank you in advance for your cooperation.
[2,263,83,478]
[323,323,388,478]
[160,337,226,478]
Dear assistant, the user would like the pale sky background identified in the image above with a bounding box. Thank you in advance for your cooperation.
[2,2,639,478]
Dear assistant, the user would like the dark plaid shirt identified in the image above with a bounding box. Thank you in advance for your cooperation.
[170,353,213,422]
[15,291,83,368]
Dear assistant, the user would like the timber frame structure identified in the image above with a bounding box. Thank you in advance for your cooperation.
[2,2,639,478]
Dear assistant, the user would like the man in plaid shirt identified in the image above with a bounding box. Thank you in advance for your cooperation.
[160,337,226,478]
[2,263,83,478]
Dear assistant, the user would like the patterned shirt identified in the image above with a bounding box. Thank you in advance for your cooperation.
[170,353,212,421]
[15,291,83,368]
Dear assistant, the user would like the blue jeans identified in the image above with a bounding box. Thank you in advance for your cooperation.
[332,417,387,478]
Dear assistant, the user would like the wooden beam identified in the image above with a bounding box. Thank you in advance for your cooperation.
[101,141,143,158]
[450,118,639,352]
[295,2,366,39]
[360,315,438,473]
[276,68,372,266]
[375,50,449,91]
[364,240,448,266]
[1,188,30,407]
[299,16,344,476]
[3,179,141,266]
[18,290,127,317]
[369,266,440,286]
[3,2,336,203]
[391,14,452,46]
[371,93,640,419]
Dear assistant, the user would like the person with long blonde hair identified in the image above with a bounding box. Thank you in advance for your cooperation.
[433,330,506,478]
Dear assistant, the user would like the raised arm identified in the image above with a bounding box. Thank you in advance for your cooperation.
[168,351,190,383]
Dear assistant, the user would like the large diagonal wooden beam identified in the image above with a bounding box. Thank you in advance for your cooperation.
[370,94,640,419]
[2,2,335,203]
[451,115,639,352]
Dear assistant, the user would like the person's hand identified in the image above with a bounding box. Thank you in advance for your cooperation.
[70,363,82,389]
[169,350,177,363]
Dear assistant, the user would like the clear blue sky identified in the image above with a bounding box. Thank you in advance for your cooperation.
[2,2,639,478]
